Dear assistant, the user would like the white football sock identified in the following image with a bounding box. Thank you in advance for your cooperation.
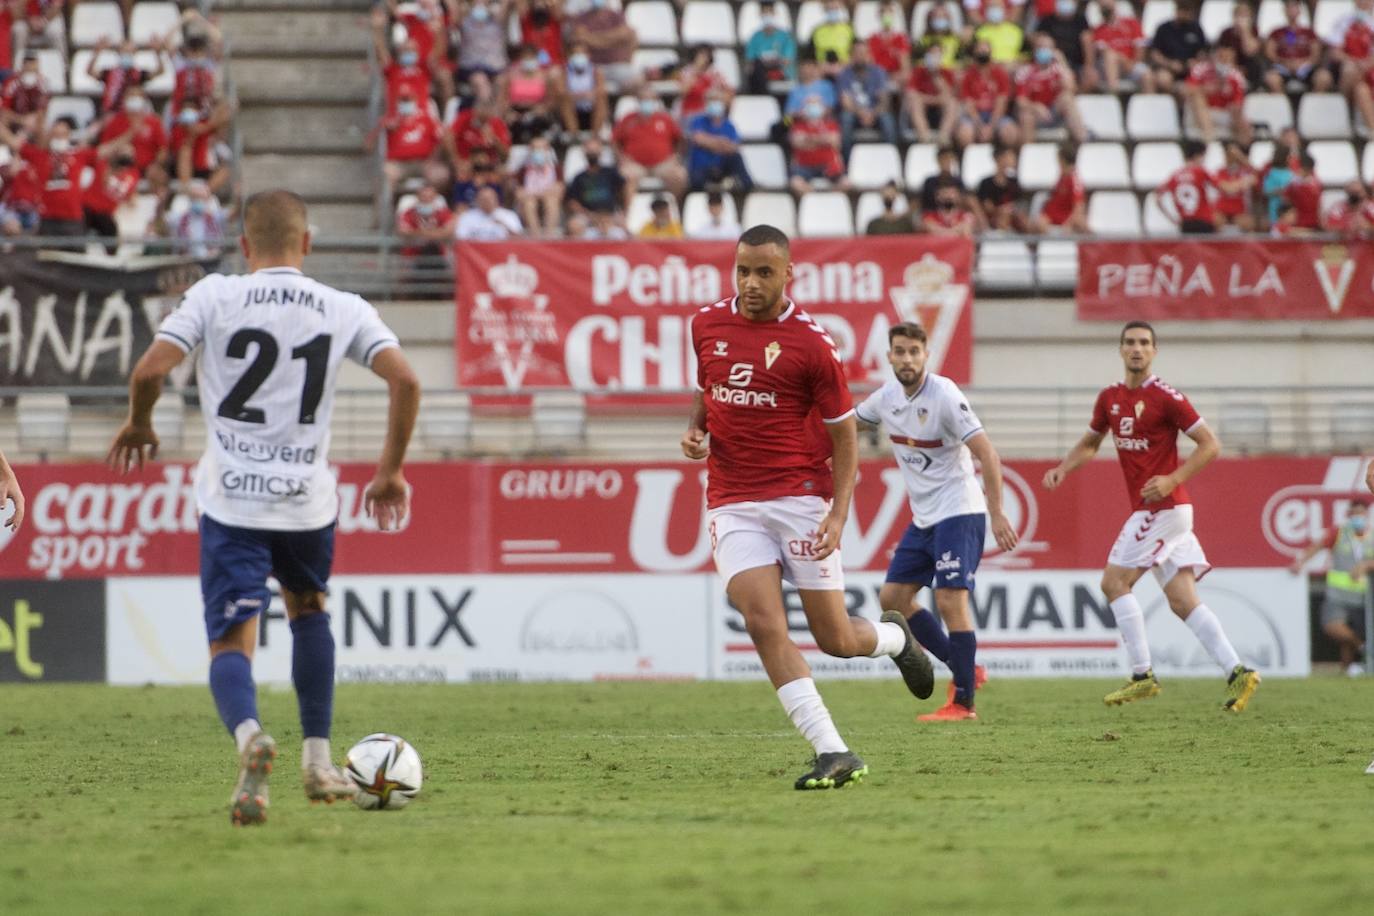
[1109,594,1153,676]
[776,677,848,755]
[867,620,907,658]
[1184,604,1242,674]
[302,737,332,770]
[233,718,262,755]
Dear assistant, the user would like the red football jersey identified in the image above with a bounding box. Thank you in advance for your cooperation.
[386,112,442,161]
[384,62,432,116]
[1186,61,1246,109]
[789,118,843,172]
[1042,169,1084,224]
[1090,376,1203,511]
[1268,25,1319,65]
[1211,162,1255,217]
[908,65,956,97]
[1286,174,1322,228]
[82,162,139,215]
[99,112,167,173]
[1160,164,1216,223]
[1093,18,1145,60]
[1014,63,1065,106]
[21,143,95,222]
[692,297,854,509]
[959,64,1010,114]
[868,31,911,73]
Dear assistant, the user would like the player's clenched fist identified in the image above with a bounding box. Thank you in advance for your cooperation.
[1042,467,1065,490]
[681,427,708,460]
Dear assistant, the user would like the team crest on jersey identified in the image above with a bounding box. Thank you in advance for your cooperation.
[714,340,728,356]
[764,341,781,369]
[1111,404,1120,415]
[1134,400,1145,419]
[917,407,929,422]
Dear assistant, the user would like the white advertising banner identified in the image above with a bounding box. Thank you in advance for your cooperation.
[105,575,710,685]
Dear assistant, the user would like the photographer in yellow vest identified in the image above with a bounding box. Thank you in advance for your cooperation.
[1292,499,1373,676]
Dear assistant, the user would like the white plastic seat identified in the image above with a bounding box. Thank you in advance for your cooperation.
[1141,0,1177,38]
[683,1,737,45]
[1126,94,1181,140]
[1243,93,1294,137]
[1308,140,1359,185]
[632,48,679,79]
[563,145,589,182]
[1249,140,1275,169]
[737,1,795,40]
[742,191,797,235]
[1297,93,1351,140]
[1314,0,1355,40]
[1087,190,1142,234]
[627,191,680,233]
[1036,239,1078,291]
[45,95,97,129]
[1076,94,1126,141]
[911,0,963,36]
[796,1,827,43]
[1078,142,1132,189]
[683,191,740,233]
[729,95,781,141]
[71,2,125,46]
[904,143,939,187]
[531,393,587,448]
[1143,190,1181,235]
[1320,187,1347,219]
[976,240,1034,290]
[1204,140,1226,172]
[855,190,909,230]
[624,1,679,46]
[139,51,174,96]
[1132,141,1185,190]
[69,49,115,96]
[37,49,67,94]
[1018,142,1060,191]
[613,94,639,122]
[797,191,855,237]
[1199,0,1234,41]
[852,1,884,38]
[740,143,788,189]
[1363,143,1374,182]
[847,143,903,189]
[116,193,159,238]
[713,49,741,89]
[960,143,995,190]
[130,2,181,45]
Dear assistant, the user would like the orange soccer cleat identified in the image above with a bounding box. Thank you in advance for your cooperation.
[943,665,989,702]
[917,700,978,722]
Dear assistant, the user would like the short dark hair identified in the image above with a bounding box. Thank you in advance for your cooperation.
[889,322,928,345]
[1182,139,1206,160]
[1299,151,1316,171]
[936,145,957,161]
[1058,142,1078,165]
[55,116,78,131]
[651,196,670,210]
[706,190,724,205]
[1120,320,1156,346]
[1351,498,1371,510]
[738,224,790,252]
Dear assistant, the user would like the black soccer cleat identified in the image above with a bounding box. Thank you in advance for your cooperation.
[881,610,935,699]
[795,751,868,790]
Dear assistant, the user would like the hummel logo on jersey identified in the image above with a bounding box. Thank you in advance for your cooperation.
[764,341,781,369]
[714,340,728,356]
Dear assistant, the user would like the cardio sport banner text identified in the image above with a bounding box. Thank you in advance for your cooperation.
[1076,240,1374,320]
[454,237,974,392]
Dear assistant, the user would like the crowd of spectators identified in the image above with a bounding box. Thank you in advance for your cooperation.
[0,3,235,252]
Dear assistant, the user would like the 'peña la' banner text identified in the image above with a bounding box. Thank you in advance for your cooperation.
[454,237,974,391]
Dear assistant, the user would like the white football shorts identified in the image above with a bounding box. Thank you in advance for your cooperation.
[1107,504,1211,585]
[707,495,844,591]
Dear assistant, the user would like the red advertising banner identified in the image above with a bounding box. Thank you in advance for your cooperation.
[455,237,975,394]
[1076,240,1374,320]
[1,456,1367,580]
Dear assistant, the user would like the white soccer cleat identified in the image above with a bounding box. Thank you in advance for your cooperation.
[1366,758,1374,776]
[303,764,359,804]
[230,732,277,826]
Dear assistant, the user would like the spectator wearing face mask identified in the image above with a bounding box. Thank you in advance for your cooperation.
[1036,0,1090,74]
[868,2,911,89]
[371,6,446,116]
[565,136,625,215]
[788,94,849,194]
[166,180,227,259]
[744,2,797,93]
[518,0,565,66]
[965,0,1028,27]
[975,144,1028,231]
[168,10,223,118]
[82,143,140,247]
[456,185,524,239]
[90,36,166,116]
[973,0,1025,64]
[502,44,559,143]
[560,42,609,135]
[97,85,168,187]
[456,0,512,85]
[383,91,444,187]
[1322,181,1374,237]
[1014,34,1088,144]
[921,145,963,211]
[784,57,837,118]
[570,0,641,95]
[397,183,456,260]
[923,185,976,237]
[0,54,49,129]
[1030,142,1087,233]
[638,196,683,238]
[0,115,122,238]
[955,41,1020,148]
[612,86,687,208]
[837,42,896,159]
[917,3,962,68]
[678,44,732,123]
[170,101,234,195]
[688,190,743,239]
[905,45,959,146]
[389,0,448,73]
[812,0,856,75]
[865,181,917,235]
[1088,0,1154,93]
[1289,500,1374,677]
[1184,45,1252,146]
[11,0,65,66]
[514,135,564,237]
[686,90,752,192]
[447,95,512,172]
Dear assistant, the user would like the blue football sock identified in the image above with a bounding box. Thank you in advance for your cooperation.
[906,608,951,664]
[291,612,335,739]
[208,651,259,735]
[948,630,977,707]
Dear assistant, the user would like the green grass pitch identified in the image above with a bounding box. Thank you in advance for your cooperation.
[3,677,1374,915]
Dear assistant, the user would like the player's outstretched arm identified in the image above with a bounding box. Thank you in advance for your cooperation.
[681,391,708,460]
[108,340,186,474]
[1141,423,1220,504]
[365,347,421,531]
[0,447,24,532]
[1042,429,1104,491]
[966,432,1018,552]
[814,416,858,561]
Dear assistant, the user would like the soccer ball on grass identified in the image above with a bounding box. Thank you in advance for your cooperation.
[344,734,423,810]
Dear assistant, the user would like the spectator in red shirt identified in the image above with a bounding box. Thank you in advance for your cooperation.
[923,182,976,237]
[0,115,117,238]
[12,0,65,65]
[98,84,168,186]
[1212,140,1257,232]
[1322,180,1371,236]
[82,148,140,248]
[167,10,223,118]
[1285,151,1322,230]
[1270,200,1300,236]
[89,36,166,116]
[1158,139,1218,234]
[1184,46,1253,146]
[612,85,687,206]
[446,94,511,171]
[788,95,849,194]
[868,1,911,89]
[1327,0,1374,96]
[1031,142,1086,232]
[954,40,1019,148]
[0,54,49,129]
[371,5,450,115]
[517,0,565,66]
[0,145,41,235]
[1264,0,1333,92]
[1088,1,1153,92]
[1352,59,1374,137]
[1015,35,1087,144]
[903,45,959,145]
[677,44,732,123]
[170,101,233,195]
[396,182,455,260]
[0,2,13,78]
[382,92,444,188]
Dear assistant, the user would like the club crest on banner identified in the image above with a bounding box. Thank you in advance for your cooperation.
[887,254,968,377]
[465,255,564,388]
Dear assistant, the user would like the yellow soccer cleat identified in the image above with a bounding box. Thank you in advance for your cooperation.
[1104,671,1161,706]
[1223,665,1261,713]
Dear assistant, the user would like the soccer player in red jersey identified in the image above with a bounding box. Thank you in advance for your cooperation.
[1043,322,1261,712]
[683,225,934,790]
[1158,140,1217,234]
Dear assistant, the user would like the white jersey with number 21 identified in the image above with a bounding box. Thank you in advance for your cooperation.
[156,266,400,532]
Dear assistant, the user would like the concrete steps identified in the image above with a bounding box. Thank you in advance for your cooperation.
[229,56,372,103]
[217,8,371,57]
[237,103,369,154]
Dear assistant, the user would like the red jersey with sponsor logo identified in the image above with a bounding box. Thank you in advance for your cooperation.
[1042,168,1084,224]
[959,64,1010,115]
[692,297,854,508]
[384,62,433,116]
[612,112,681,167]
[1,72,50,115]
[1268,25,1319,65]
[99,112,167,173]
[1211,162,1255,217]
[1186,61,1246,108]
[1090,376,1203,511]
[1160,164,1216,223]
[869,31,911,73]
[1093,17,1145,61]
[1014,63,1066,106]
[908,65,956,96]
[81,162,139,215]
[386,111,442,161]
[21,142,95,221]
[789,117,843,172]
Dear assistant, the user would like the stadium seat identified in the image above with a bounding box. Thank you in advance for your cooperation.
[1076,95,1126,142]
[632,48,679,80]
[624,2,679,46]
[420,392,473,455]
[1314,0,1355,40]
[17,393,71,456]
[737,1,794,40]
[1219,403,1271,453]
[1298,94,1352,140]
[1143,191,1181,235]
[904,143,939,187]
[797,191,854,237]
[613,95,639,122]
[1257,0,1306,34]
[116,193,158,238]
[37,49,67,94]
[1331,401,1374,452]
[683,191,740,233]
[1249,140,1275,169]
[976,240,1035,290]
[796,1,828,42]
[627,192,680,232]
[69,49,113,95]
[1132,141,1184,190]
[1243,94,1294,138]
[563,145,590,182]
[71,2,125,46]
[1204,140,1226,171]
[1141,0,1177,38]
[740,143,788,189]
[1036,239,1078,291]
[742,192,797,236]
[1363,143,1374,182]
[138,51,174,96]
[130,2,181,45]
[730,95,781,142]
[713,49,742,90]
[682,1,737,46]
[1309,141,1359,186]
[911,0,963,36]
[45,95,96,129]
[852,1,883,38]
[1087,191,1142,234]
[961,143,995,190]
[854,190,909,230]
[506,144,530,173]
[1199,0,1234,41]
[1126,94,1181,140]
[1078,142,1131,189]
[847,143,903,189]
[1320,187,1346,217]
[1018,142,1060,191]
[531,393,587,450]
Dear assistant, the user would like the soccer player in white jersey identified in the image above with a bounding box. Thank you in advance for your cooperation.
[107,190,421,825]
[856,322,1018,722]
[684,225,935,790]
[1043,321,1260,711]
